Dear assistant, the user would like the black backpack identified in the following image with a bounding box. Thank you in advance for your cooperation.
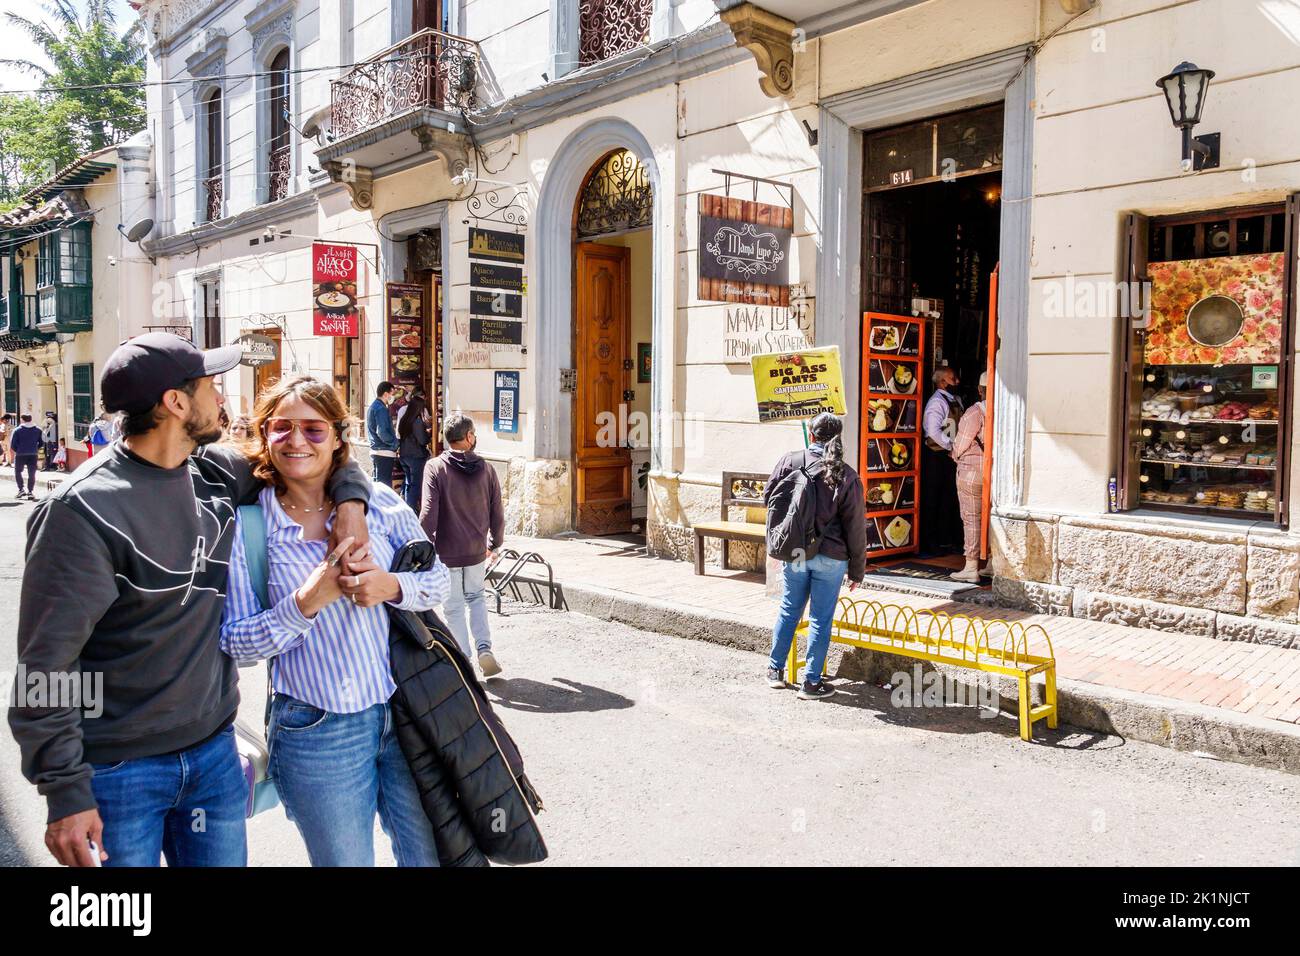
[765,452,826,563]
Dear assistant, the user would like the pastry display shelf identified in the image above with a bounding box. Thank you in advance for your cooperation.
[1140,457,1277,471]
[1141,500,1276,519]
[1141,417,1277,426]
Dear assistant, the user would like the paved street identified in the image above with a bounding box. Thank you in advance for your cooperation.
[1,496,1298,866]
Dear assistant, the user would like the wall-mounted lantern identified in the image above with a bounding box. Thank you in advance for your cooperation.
[1156,61,1220,172]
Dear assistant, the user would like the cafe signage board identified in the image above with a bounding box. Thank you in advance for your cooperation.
[237,333,278,368]
[386,282,425,394]
[468,227,526,346]
[698,193,792,307]
[312,242,360,336]
[749,346,846,424]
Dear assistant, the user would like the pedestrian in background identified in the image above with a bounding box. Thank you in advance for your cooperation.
[949,372,989,583]
[764,412,867,700]
[420,413,505,677]
[53,438,67,471]
[41,412,58,471]
[10,413,42,500]
[921,364,964,556]
[0,414,11,466]
[366,381,399,488]
[398,390,432,513]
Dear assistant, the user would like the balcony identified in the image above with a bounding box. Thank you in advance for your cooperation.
[317,29,479,209]
[4,292,50,342]
[37,285,92,334]
[268,145,291,203]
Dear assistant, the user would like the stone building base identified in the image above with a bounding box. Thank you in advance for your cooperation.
[645,472,765,571]
[990,509,1300,648]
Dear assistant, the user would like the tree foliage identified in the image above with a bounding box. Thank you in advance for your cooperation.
[0,0,145,209]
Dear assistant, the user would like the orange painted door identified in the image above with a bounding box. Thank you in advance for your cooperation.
[574,242,632,535]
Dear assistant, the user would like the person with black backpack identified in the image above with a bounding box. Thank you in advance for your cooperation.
[764,412,868,700]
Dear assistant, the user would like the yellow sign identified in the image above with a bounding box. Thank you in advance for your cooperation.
[750,346,846,423]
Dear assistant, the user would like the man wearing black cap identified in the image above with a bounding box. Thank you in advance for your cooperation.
[8,333,372,867]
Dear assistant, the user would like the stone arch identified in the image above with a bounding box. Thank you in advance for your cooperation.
[534,117,667,468]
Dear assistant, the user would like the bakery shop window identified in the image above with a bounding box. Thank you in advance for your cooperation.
[1125,203,1292,521]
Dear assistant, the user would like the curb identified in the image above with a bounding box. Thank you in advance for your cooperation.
[561,581,1300,775]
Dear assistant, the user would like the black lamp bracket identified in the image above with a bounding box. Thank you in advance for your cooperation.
[1183,129,1220,172]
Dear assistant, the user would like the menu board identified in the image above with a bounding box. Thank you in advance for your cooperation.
[386,282,425,394]
[861,312,925,558]
[468,227,525,346]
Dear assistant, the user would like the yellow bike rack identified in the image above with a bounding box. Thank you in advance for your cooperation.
[787,598,1058,741]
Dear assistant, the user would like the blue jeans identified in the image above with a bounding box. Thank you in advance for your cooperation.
[268,695,439,867]
[372,453,396,488]
[444,561,491,658]
[89,724,247,867]
[399,454,428,512]
[768,553,850,684]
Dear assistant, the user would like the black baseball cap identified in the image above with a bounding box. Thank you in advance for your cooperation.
[101,333,242,415]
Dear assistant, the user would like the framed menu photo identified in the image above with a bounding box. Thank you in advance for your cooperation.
[386,282,425,395]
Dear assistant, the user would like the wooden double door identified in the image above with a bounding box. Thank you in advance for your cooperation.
[574,242,632,535]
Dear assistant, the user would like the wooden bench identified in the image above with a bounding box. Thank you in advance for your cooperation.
[787,598,1058,741]
[693,471,769,575]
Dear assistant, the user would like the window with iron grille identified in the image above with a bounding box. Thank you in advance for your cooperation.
[578,0,653,67]
[267,48,292,203]
[72,363,93,442]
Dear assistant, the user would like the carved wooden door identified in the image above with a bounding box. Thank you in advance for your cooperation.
[574,242,632,535]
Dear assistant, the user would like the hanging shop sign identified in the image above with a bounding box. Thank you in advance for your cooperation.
[471,318,524,345]
[312,242,360,336]
[698,192,792,306]
[470,261,523,292]
[386,282,425,394]
[468,227,525,264]
[237,333,279,368]
[469,288,523,319]
[494,370,520,434]
[721,300,814,360]
[750,346,846,424]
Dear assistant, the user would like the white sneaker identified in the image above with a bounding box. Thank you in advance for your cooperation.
[478,650,502,677]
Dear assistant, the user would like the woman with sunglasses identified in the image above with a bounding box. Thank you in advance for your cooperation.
[220,375,450,866]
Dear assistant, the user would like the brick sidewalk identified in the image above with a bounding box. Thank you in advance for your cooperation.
[507,535,1300,727]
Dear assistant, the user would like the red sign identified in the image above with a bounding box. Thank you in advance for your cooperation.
[312,242,359,336]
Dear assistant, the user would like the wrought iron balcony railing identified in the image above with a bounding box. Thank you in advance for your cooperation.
[203,174,223,222]
[268,145,291,203]
[330,29,479,142]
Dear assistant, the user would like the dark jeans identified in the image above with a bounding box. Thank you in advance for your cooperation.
[43,441,57,469]
[89,724,247,867]
[13,454,36,494]
[921,446,962,554]
[399,455,428,513]
[372,453,396,489]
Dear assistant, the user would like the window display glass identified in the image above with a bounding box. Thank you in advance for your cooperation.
[1137,250,1285,516]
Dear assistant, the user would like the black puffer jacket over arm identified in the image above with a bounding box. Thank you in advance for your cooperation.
[386,541,548,867]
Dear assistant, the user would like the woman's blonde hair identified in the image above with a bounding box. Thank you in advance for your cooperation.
[247,375,353,492]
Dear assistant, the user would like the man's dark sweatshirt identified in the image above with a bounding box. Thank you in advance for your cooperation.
[8,440,369,823]
[419,449,504,568]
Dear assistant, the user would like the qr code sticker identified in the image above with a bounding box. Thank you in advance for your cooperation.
[498,390,515,421]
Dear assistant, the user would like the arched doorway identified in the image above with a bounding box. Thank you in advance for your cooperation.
[571,148,653,535]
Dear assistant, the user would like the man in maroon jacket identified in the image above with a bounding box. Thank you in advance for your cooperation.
[420,414,505,676]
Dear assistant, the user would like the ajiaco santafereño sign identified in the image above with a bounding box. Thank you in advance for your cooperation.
[698,193,792,307]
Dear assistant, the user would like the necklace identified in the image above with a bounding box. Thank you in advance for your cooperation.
[279,494,332,513]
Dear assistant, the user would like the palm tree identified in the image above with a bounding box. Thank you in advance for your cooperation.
[1,0,145,153]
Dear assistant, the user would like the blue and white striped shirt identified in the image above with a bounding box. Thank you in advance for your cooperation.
[220,482,450,713]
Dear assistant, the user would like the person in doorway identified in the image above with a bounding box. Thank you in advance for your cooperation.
[220,375,449,867]
[921,364,964,555]
[53,438,67,471]
[765,413,867,700]
[7,332,373,868]
[950,372,989,583]
[419,414,505,678]
[0,414,11,466]
[10,413,42,500]
[41,412,58,471]
[367,381,400,488]
[398,390,432,514]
